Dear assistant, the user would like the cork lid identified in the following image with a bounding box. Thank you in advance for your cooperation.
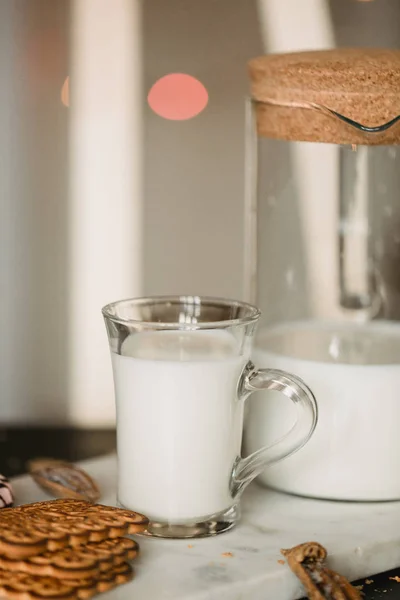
[248,48,400,145]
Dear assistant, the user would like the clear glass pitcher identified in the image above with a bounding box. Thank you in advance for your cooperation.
[243,48,400,501]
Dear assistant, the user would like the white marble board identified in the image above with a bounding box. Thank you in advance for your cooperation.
[11,454,400,600]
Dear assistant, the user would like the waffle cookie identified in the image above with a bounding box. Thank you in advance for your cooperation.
[0,499,148,559]
[28,459,100,503]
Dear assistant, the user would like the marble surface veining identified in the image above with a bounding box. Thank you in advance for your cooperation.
[11,454,400,600]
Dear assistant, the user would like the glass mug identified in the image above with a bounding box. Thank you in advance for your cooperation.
[102,296,317,538]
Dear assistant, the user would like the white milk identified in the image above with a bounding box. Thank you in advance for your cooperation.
[245,320,400,501]
[112,330,247,522]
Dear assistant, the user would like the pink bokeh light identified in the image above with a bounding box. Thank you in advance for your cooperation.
[148,73,208,121]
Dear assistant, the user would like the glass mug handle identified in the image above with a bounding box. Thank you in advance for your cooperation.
[231,363,318,497]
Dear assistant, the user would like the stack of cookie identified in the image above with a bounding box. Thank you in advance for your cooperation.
[0,498,149,599]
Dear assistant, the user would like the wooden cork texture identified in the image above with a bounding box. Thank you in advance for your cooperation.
[248,48,400,145]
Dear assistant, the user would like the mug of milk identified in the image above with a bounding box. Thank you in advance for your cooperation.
[102,296,317,538]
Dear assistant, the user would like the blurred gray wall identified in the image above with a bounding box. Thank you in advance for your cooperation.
[142,0,262,298]
[0,0,70,423]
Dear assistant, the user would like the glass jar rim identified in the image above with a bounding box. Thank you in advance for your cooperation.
[102,295,261,329]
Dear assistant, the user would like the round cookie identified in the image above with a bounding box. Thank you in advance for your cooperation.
[0,537,139,580]
[0,562,133,599]
[0,499,148,559]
